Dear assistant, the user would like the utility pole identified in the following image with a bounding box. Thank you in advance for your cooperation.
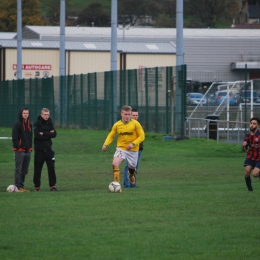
[59,0,66,126]
[60,0,66,77]
[175,0,185,137]
[111,0,118,123]
[17,0,22,80]
[176,0,184,66]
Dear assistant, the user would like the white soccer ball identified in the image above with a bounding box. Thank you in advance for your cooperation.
[108,182,121,193]
[6,185,18,192]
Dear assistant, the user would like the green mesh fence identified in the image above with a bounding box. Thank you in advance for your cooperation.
[0,77,55,127]
[0,66,187,134]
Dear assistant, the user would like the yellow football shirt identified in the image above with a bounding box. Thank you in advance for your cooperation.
[103,119,145,152]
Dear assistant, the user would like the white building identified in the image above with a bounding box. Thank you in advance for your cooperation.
[0,26,260,84]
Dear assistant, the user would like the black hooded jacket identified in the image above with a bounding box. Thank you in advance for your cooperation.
[33,115,57,151]
[12,108,33,153]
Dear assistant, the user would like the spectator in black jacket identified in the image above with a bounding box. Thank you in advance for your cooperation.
[12,108,32,192]
[33,108,58,191]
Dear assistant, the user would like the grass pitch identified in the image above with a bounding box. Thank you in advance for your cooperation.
[0,128,259,259]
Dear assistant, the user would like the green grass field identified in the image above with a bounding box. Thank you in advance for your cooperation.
[0,128,260,259]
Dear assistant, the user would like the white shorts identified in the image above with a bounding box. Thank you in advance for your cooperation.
[114,148,138,168]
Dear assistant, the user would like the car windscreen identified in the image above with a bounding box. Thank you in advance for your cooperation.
[191,94,203,98]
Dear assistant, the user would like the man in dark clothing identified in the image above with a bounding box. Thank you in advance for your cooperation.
[242,117,260,191]
[12,108,33,192]
[33,108,58,191]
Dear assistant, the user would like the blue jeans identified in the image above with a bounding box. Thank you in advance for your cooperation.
[123,151,142,188]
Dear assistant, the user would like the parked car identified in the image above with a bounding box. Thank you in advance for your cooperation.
[217,84,240,97]
[240,90,259,103]
[186,93,207,106]
[207,94,219,106]
[215,91,238,106]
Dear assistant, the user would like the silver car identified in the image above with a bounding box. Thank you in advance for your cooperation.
[186,93,207,106]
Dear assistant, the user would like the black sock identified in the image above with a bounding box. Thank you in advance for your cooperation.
[129,168,135,175]
[245,176,253,191]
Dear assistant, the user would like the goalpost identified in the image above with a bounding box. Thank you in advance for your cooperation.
[236,103,260,130]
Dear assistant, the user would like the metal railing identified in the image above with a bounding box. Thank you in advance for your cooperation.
[186,117,248,144]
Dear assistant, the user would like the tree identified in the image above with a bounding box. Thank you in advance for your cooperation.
[46,0,72,26]
[0,0,47,32]
[147,0,176,27]
[147,0,176,17]
[47,0,62,25]
[118,0,176,27]
[118,0,149,26]
[77,2,110,27]
[247,0,260,4]
[186,0,241,28]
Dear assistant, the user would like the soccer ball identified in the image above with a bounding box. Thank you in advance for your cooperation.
[6,185,18,192]
[108,182,121,193]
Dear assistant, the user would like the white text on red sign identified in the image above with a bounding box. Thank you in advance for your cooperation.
[13,64,52,70]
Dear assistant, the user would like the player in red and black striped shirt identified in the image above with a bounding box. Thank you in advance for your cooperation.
[242,117,260,191]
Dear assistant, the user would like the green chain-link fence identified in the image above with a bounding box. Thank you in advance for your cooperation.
[0,65,187,135]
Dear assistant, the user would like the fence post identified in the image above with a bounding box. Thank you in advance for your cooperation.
[174,64,186,136]
[166,67,172,134]
[244,63,247,135]
[145,68,149,131]
[155,67,159,132]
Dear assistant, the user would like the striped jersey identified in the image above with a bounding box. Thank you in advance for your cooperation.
[244,130,260,161]
[103,119,145,152]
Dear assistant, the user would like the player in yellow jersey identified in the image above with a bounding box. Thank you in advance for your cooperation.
[102,105,145,189]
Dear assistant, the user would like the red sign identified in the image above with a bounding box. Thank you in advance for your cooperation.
[13,64,52,70]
